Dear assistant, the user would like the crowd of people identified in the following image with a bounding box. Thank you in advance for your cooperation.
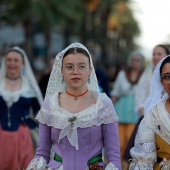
[0,42,169,170]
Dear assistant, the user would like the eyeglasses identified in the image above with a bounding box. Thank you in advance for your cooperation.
[63,65,90,74]
[161,74,170,84]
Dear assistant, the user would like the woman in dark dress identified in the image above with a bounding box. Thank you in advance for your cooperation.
[0,46,43,170]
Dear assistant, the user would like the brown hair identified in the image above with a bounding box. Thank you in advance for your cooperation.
[63,47,91,67]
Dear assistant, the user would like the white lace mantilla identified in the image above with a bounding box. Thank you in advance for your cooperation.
[144,103,170,145]
[36,92,118,150]
[27,157,119,170]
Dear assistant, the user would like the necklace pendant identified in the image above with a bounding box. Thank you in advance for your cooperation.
[74,97,78,101]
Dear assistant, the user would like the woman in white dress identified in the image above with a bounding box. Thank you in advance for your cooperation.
[129,55,170,170]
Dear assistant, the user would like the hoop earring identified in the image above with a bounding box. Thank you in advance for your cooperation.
[161,89,165,99]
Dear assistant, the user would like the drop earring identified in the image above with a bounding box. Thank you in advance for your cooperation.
[61,76,64,84]
[161,89,165,99]
[88,77,90,84]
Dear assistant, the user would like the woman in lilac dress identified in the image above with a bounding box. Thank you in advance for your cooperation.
[27,42,121,170]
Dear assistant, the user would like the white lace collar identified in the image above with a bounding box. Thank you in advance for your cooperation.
[36,92,118,149]
[0,76,36,108]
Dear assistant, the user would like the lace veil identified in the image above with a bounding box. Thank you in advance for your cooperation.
[0,46,43,104]
[144,55,170,115]
[45,42,99,98]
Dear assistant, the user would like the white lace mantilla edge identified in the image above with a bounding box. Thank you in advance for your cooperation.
[26,157,119,170]
[36,92,118,149]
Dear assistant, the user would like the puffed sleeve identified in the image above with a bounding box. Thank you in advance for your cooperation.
[102,122,122,170]
[129,118,156,170]
[27,97,52,170]
[100,94,121,170]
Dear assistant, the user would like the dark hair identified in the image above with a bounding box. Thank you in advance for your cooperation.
[155,44,170,55]
[160,55,170,75]
[63,47,91,67]
[5,49,24,60]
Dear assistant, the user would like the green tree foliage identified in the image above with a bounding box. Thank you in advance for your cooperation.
[0,0,140,67]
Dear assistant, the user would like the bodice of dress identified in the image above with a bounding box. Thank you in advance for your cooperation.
[0,77,40,131]
[34,122,121,170]
[0,96,40,131]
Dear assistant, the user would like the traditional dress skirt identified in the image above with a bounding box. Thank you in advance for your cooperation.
[0,124,34,170]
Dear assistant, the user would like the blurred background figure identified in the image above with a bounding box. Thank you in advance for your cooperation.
[90,51,111,97]
[110,51,145,169]
[124,44,170,169]
[0,47,43,170]
[135,44,170,116]
[39,57,55,97]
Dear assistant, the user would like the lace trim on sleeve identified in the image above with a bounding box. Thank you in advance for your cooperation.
[105,163,119,170]
[26,156,47,170]
[129,159,154,170]
[134,142,156,153]
[129,141,156,170]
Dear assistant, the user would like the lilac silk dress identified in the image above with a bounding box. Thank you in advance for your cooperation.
[27,92,122,170]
